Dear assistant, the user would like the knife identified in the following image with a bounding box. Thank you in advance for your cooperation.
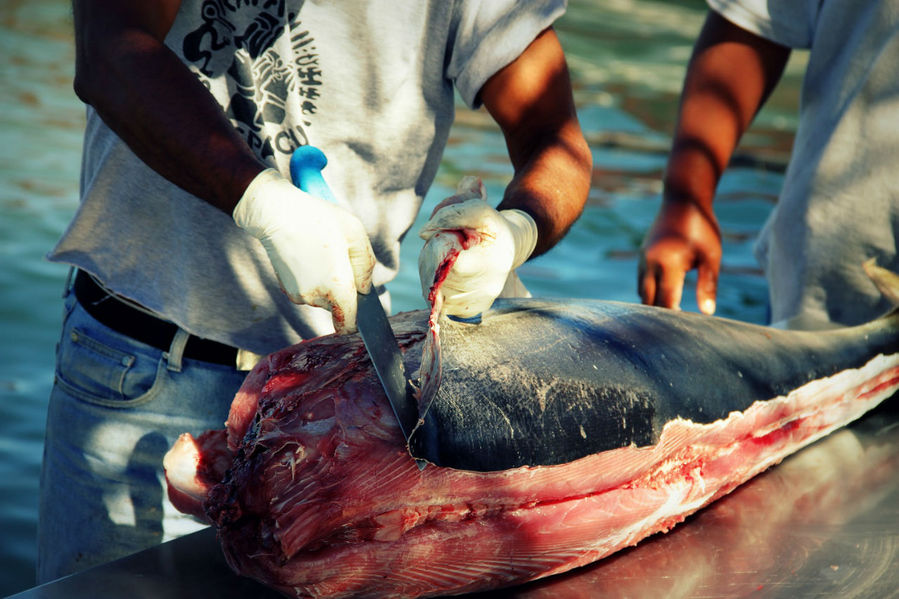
[289,146,425,467]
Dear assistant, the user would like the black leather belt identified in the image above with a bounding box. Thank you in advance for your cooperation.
[73,270,239,367]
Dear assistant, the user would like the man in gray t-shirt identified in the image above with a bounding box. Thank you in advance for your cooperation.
[38,0,592,582]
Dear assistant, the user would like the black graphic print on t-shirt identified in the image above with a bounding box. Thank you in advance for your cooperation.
[182,0,321,161]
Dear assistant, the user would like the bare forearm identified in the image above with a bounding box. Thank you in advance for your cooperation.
[664,11,790,208]
[73,1,266,214]
[497,121,591,256]
[482,28,592,257]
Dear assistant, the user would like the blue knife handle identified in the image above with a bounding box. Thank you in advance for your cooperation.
[290,145,337,203]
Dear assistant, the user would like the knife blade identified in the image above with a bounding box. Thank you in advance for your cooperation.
[289,146,424,464]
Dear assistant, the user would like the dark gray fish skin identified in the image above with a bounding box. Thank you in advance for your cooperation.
[409,299,899,471]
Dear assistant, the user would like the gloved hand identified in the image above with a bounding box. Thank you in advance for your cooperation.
[233,168,376,334]
[418,177,538,318]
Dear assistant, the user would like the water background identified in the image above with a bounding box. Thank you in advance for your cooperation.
[0,1,806,594]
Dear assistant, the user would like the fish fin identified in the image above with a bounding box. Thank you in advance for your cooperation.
[863,258,899,307]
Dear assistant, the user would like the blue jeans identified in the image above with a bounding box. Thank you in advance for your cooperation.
[37,281,249,583]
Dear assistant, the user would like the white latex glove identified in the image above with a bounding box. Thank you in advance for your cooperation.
[418,177,538,318]
[233,168,376,334]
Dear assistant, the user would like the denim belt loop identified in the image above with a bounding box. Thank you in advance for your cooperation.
[165,328,190,373]
[63,267,75,298]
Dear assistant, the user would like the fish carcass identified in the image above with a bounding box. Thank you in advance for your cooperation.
[164,262,899,598]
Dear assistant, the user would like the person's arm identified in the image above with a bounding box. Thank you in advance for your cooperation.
[72,0,265,211]
[72,0,375,334]
[480,27,592,258]
[418,27,591,318]
[639,11,790,314]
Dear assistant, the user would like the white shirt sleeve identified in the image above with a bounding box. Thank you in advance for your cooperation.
[446,0,567,108]
[707,0,820,48]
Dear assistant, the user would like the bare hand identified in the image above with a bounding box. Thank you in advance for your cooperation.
[638,199,721,315]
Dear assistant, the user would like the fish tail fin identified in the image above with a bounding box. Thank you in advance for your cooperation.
[863,258,899,309]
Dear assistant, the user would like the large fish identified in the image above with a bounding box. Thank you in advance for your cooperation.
[164,262,899,599]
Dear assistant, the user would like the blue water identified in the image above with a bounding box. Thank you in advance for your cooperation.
[0,1,804,594]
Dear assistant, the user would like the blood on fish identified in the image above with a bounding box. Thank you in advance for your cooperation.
[419,231,470,418]
[426,246,460,308]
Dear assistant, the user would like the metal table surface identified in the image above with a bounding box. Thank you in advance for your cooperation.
[11,402,898,599]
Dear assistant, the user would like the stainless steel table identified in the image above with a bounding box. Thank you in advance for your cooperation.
[12,403,898,599]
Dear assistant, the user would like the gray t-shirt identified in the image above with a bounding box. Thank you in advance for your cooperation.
[50,0,565,354]
[708,0,899,329]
